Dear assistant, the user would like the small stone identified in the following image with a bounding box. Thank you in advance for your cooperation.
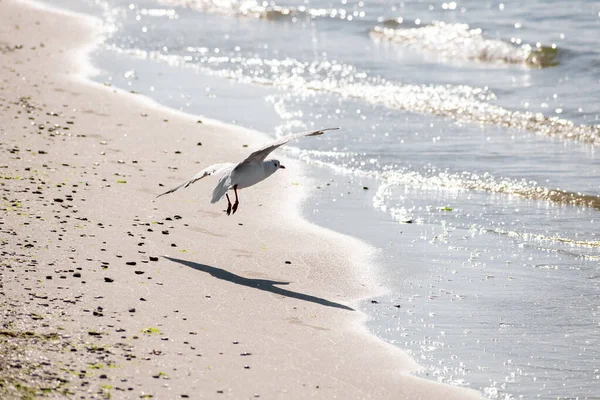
[134,270,145,275]
[161,230,169,235]
[128,308,136,313]
[73,272,81,278]
[104,277,114,283]
[126,261,136,266]
[149,257,159,262]
[284,261,291,265]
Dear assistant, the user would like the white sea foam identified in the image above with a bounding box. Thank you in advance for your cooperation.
[155,0,357,20]
[370,21,558,68]
[111,46,598,145]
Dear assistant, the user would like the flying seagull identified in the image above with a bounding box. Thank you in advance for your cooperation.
[157,127,339,215]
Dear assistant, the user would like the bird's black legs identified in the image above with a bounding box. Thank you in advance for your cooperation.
[232,185,240,215]
[226,193,232,216]
[225,186,239,216]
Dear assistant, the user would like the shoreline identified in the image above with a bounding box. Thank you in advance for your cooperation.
[0,0,483,398]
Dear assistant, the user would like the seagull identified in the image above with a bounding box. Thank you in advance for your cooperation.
[157,127,339,215]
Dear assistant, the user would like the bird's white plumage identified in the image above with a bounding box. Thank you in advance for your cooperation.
[239,127,339,165]
[157,127,339,207]
[157,162,235,198]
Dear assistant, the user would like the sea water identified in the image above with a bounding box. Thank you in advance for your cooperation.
[49,0,600,398]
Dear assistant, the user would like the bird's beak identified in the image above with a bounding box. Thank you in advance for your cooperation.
[279,165,286,169]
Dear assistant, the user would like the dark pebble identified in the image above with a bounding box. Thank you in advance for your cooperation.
[134,270,145,275]
[161,230,169,235]
[284,261,291,265]
[104,277,114,283]
[128,308,136,313]
[126,261,136,266]
[53,198,64,203]
[149,257,159,262]
[73,272,81,278]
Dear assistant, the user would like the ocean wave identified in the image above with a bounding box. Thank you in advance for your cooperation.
[376,168,600,211]
[489,229,600,249]
[155,0,359,21]
[112,47,599,145]
[289,147,600,212]
[370,20,559,68]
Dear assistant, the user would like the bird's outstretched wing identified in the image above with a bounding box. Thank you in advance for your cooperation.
[157,163,236,198]
[239,127,339,165]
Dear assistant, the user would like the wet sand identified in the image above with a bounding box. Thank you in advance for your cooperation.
[0,0,483,398]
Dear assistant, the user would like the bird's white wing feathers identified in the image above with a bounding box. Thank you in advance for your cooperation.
[157,163,235,198]
[239,127,339,165]
[157,127,339,203]
[210,170,233,204]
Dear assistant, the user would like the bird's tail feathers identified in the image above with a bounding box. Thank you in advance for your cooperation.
[210,173,231,204]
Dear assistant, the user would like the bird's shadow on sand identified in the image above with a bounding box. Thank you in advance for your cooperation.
[164,256,354,311]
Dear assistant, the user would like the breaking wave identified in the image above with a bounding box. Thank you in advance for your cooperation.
[290,148,600,211]
[370,20,559,68]
[155,0,360,21]
[489,229,600,249]
[114,47,599,145]
[376,168,600,211]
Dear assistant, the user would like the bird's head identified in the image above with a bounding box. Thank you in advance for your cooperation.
[269,159,286,171]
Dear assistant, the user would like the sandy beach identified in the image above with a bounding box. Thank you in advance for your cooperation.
[0,0,485,398]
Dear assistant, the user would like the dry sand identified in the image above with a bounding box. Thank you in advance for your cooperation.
[0,0,483,398]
